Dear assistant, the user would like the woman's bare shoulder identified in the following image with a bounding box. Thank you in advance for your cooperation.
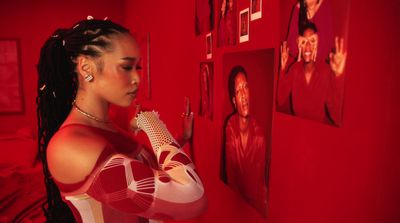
[47,124,108,184]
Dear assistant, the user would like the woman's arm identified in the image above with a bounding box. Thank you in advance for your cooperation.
[86,111,207,220]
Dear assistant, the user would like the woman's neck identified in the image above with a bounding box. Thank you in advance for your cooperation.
[303,62,315,84]
[72,90,110,124]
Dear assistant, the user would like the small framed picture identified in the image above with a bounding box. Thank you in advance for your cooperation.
[217,0,237,47]
[206,32,212,59]
[0,39,24,114]
[199,62,214,120]
[251,0,262,21]
[239,8,249,43]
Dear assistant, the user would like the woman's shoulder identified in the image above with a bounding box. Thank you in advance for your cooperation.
[49,123,109,155]
[47,123,109,185]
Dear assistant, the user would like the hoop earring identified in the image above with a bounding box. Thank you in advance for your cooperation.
[84,74,94,82]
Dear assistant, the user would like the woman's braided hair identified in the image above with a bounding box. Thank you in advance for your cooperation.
[36,18,129,222]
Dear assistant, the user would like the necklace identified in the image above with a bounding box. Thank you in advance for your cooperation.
[72,100,110,123]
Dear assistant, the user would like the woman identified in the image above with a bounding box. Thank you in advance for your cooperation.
[278,22,346,126]
[36,18,206,223]
[285,0,334,63]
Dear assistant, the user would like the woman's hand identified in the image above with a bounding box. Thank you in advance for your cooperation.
[281,41,289,71]
[330,36,347,77]
[182,97,193,141]
[129,103,141,134]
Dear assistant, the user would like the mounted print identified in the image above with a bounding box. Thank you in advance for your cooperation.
[195,0,214,36]
[217,0,237,47]
[198,62,213,120]
[277,0,351,127]
[220,49,275,218]
[0,39,24,113]
[206,32,212,59]
[251,0,262,21]
[239,8,249,43]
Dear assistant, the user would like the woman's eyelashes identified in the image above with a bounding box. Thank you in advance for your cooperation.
[123,65,133,71]
[122,63,142,71]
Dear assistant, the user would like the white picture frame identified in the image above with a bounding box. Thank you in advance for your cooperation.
[250,0,262,21]
[239,8,250,43]
[206,32,212,59]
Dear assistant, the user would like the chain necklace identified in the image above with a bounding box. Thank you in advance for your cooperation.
[72,100,110,123]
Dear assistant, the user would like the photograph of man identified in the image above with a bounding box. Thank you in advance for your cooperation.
[222,65,267,217]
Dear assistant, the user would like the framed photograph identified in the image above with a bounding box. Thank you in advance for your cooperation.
[251,0,262,21]
[217,0,237,47]
[206,32,212,59]
[220,49,275,218]
[198,62,213,120]
[0,39,24,113]
[195,0,214,36]
[276,0,350,127]
[239,8,249,43]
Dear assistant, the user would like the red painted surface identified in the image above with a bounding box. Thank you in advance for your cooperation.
[0,0,399,222]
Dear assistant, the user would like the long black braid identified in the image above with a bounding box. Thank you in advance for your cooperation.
[36,19,129,223]
[298,0,312,35]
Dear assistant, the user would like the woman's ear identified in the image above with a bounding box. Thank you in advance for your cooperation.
[76,56,96,82]
[232,97,236,108]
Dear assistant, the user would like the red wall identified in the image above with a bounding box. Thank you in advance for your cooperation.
[0,0,125,134]
[1,0,399,222]
[124,1,400,223]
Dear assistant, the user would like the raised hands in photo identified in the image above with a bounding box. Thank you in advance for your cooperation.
[280,41,289,72]
[330,37,347,77]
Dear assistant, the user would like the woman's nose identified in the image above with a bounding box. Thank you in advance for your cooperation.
[131,70,141,86]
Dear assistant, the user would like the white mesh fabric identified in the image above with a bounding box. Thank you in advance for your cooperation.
[136,111,178,154]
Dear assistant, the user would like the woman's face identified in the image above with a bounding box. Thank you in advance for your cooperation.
[94,33,141,107]
[298,28,318,63]
[233,72,250,118]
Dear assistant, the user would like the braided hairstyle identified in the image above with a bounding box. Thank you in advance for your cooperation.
[298,0,309,35]
[36,18,129,223]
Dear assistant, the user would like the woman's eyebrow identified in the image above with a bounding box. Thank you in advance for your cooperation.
[120,57,137,62]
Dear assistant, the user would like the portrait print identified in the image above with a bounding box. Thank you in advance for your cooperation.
[276,0,351,127]
[0,39,23,113]
[251,0,262,21]
[239,8,249,43]
[217,0,237,47]
[195,0,214,36]
[206,32,212,59]
[220,49,275,217]
[198,62,213,120]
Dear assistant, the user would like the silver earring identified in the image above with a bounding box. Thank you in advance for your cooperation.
[84,74,94,82]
